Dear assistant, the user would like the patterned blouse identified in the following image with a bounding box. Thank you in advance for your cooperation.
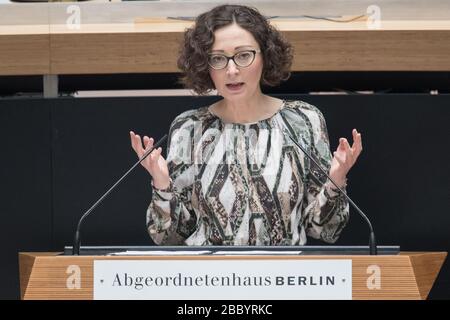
[146,100,349,245]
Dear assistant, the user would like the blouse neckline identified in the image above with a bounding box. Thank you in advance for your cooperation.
[207,99,287,126]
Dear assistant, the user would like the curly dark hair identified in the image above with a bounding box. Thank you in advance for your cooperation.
[177,4,294,95]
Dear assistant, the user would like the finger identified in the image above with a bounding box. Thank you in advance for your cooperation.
[349,129,362,157]
[337,138,346,151]
[150,146,158,156]
[357,131,362,149]
[152,149,163,167]
[351,129,358,146]
[338,138,353,164]
[143,136,154,150]
[154,147,162,160]
[157,147,166,161]
[351,129,361,145]
[150,146,160,161]
[340,138,353,164]
[145,139,157,164]
[130,131,137,150]
[134,134,145,157]
[333,151,346,166]
[130,131,143,155]
[353,133,363,157]
[340,138,351,152]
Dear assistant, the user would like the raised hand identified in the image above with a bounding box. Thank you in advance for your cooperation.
[329,129,363,187]
[130,131,170,190]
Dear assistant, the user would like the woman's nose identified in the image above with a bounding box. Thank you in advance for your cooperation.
[226,60,240,75]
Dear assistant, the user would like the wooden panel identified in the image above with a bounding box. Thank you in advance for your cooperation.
[408,252,448,300]
[49,31,183,74]
[1,18,450,75]
[19,252,447,300]
[0,33,50,75]
[18,253,36,300]
[286,30,450,71]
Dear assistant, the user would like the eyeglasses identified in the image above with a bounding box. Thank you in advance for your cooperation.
[208,49,261,70]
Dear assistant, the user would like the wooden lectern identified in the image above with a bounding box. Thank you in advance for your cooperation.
[19,250,446,300]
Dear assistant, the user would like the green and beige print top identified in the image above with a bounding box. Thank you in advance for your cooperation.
[147,100,349,245]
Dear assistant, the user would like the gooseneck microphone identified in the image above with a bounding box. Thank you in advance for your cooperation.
[283,129,377,255]
[72,134,168,255]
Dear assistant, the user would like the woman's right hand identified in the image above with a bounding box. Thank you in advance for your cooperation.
[130,131,170,190]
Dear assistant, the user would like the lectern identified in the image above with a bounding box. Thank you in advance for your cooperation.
[19,246,446,300]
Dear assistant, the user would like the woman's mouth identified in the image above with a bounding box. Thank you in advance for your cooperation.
[226,82,245,91]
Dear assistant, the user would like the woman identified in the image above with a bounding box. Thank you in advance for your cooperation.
[130,5,362,246]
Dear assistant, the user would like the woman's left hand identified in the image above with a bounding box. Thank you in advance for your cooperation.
[329,129,363,187]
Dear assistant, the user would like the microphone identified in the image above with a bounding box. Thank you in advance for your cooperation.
[72,134,168,255]
[283,129,377,255]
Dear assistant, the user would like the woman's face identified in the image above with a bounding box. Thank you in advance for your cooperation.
[208,23,263,102]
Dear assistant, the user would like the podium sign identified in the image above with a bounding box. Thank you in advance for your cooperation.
[19,252,447,300]
[93,259,352,300]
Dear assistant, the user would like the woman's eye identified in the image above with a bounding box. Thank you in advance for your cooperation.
[237,52,251,59]
[211,56,225,62]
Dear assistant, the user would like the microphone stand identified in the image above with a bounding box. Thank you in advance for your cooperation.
[283,129,377,255]
[72,134,168,255]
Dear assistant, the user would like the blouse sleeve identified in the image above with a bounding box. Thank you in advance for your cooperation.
[146,112,198,245]
[301,104,350,243]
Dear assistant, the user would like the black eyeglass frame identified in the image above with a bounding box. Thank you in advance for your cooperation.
[207,49,261,70]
